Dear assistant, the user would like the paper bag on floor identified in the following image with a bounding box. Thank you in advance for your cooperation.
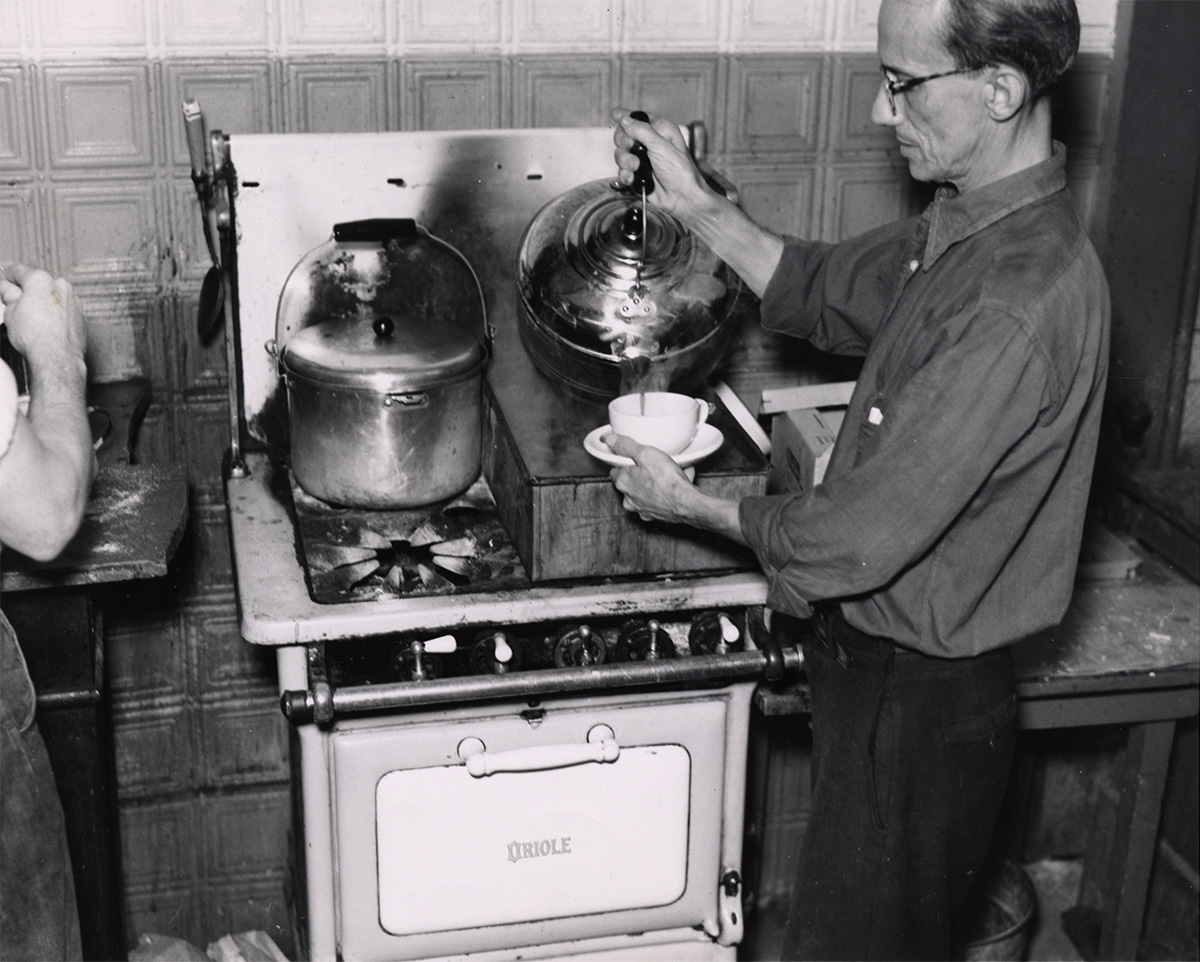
[128,933,209,961]
[206,931,289,962]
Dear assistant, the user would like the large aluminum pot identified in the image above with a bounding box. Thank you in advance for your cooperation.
[272,219,488,509]
[516,169,742,400]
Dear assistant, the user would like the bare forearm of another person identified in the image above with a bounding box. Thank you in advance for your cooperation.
[0,264,97,560]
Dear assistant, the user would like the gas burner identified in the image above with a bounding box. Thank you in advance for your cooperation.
[289,475,531,604]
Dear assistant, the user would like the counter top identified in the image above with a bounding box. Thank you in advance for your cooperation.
[1012,574,1198,690]
[1,462,189,592]
[1,379,188,594]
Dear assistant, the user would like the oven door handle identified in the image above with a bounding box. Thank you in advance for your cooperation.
[462,738,619,777]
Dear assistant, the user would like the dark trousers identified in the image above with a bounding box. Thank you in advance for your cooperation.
[1,612,81,962]
[780,607,1018,961]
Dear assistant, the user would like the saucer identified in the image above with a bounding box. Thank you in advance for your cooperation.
[584,422,724,469]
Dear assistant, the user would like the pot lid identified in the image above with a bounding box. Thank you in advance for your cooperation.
[274,218,488,389]
[280,311,485,390]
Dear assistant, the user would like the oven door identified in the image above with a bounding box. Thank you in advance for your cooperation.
[329,690,734,961]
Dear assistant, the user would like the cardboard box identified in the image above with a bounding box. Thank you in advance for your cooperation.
[769,407,846,494]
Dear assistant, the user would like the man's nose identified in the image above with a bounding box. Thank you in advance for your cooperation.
[871,83,900,127]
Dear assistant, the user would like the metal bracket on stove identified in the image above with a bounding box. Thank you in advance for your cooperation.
[281,645,334,725]
[278,643,804,725]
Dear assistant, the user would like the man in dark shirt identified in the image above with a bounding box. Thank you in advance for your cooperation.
[607,0,1108,958]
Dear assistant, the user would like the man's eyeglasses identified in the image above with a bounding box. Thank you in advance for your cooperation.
[879,65,980,115]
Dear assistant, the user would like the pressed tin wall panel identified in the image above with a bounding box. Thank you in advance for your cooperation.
[35,0,148,52]
[82,296,166,385]
[0,68,33,170]
[179,400,237,496]
[114,707,197,796]
[199,702,290,787]
[512,56,615,128]
[404,0,504,46]
[727,162,817,238]
[0,2,22,53]
[123,883,204,949]
[107,607,188,706]
[401,57,506,129]
[190,600,277,698]
[730,0,828,46]
[283,60,391,132]
[120,797,199,885]
[43,64,156,172]
[625,0,722,46]
[513,0,616,48]
[4,0,1121,953]
[281,0,388,49]
[833,0,881,48]
[174,293,230,397]
[727,55,823,155]
[160,0,270,51]
[50,182,160,283]
[201,791,292,877]
[0,187,42,264]
[822,161,916,241]
[204,874,292,950]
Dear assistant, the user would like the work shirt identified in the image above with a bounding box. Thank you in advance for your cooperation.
[738,144,1110,658]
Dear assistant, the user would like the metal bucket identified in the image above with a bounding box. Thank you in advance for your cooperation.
[956,859,1037,962]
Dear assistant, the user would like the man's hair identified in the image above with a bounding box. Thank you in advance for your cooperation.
[941,0,1080,103]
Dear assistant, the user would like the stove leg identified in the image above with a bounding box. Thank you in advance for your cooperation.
[277,647,339,962]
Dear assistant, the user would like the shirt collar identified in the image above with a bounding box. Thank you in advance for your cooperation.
[922,141,1068,267]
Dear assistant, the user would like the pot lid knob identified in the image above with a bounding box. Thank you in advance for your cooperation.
[373,315,394,339]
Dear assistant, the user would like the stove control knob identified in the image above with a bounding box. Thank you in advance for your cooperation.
[553,624,606,668]
[616,618,676,661]
[688,610,743,656]
[468,630,522,675]
[392,633,458,681]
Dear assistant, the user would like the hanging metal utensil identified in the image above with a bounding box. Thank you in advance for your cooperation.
[183,100,245,478]
[183,100,225,344]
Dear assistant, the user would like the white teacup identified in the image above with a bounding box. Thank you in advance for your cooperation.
[608,391,708,455]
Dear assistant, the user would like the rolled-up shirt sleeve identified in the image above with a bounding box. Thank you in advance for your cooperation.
[739,304,1049,619]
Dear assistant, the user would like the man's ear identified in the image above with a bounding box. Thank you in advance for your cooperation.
[984,65,1028,121]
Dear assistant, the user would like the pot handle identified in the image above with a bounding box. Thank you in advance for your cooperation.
[384,392,429,408]
[333,218,419,245]
[425,232,493,358]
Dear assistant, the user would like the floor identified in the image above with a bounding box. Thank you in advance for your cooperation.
[739,858,1085,962]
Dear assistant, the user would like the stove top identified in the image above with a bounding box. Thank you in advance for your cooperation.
[292,474,531,604]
